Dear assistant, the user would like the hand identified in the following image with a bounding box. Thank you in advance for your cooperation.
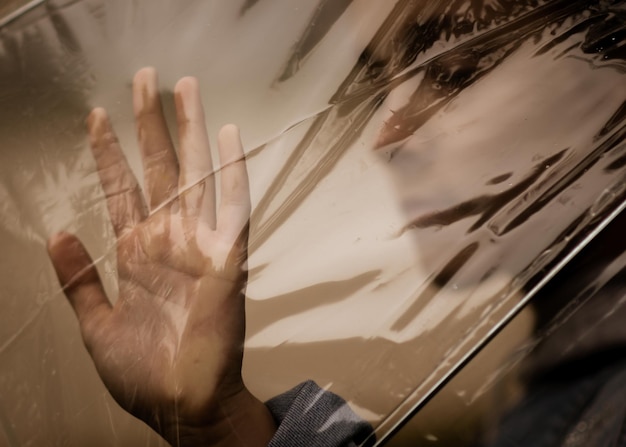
[47,68,275,446]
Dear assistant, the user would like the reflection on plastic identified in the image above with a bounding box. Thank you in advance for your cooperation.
[0,0,625,446]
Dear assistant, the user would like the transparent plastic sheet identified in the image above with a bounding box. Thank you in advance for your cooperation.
[387,213,626,446]
[0,1,625,446]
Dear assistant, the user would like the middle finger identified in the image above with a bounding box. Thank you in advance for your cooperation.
[133,67,179,212]
[174,76,216,228]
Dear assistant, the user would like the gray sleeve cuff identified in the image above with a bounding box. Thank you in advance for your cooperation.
[266,381,375,447]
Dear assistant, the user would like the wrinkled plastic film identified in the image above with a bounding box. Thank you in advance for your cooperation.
[1,1,626,446]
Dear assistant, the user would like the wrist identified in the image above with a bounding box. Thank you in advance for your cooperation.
[160,388,276,447]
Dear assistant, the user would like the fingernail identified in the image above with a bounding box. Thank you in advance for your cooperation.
[133,67,157,112]
[175,77,202,120]
[87,108,107,134]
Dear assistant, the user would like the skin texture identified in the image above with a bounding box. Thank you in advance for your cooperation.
[47,67,276,447]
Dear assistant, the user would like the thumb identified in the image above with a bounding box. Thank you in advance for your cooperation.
[47,232,111,348]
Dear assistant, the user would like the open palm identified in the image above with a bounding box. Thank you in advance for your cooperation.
[48,68,274,446]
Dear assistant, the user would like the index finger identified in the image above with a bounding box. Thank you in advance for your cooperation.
[88,108,147,236]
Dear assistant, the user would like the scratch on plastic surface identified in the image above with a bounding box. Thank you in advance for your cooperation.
[0,298,47,355]
[103,392,119,444]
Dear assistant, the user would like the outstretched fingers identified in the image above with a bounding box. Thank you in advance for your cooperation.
[133,67,179,212]
[88,108,146,236]
[47,232,112,350]
[174,76,216,227]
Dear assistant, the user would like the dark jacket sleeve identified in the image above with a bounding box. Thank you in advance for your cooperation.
[265,381,375,447]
